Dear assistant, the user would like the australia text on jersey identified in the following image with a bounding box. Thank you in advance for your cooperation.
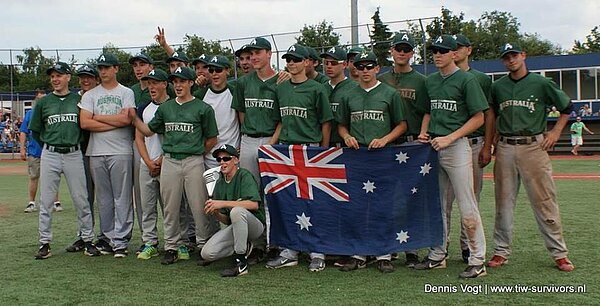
[245,98,274,109]
[165,122,194,133]
[280,106,308,119]
[499,99,536,112]
[431,99,458,112]
[399,88,416,101]
[46,113,78,125]
[350,110,385,122]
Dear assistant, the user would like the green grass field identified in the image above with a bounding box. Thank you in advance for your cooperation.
[0,159,598,305]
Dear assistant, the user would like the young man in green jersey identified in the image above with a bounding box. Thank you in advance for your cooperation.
[201,144,265,277]
[377,31,429,268]
[444,34,494,263]
[346,47,363,82]
[321,46,357,147]
[235,44,254,75]
[415,35,488,278]
[336,51,407,273]
[305,46,330,84]
[570,116,594,155]
[487,43,575,272]
[131,66,220,265]
[30,62,99,259]
[265,44,333,272]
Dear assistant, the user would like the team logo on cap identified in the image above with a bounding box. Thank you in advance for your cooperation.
[328,47,336,53]
[82,65,90,70]
[200,54,206,59]
[288,45,296,52]
[435,36,443,44]
[360,52,369,58]
[250,39,257,45]
[54,64,62,70]
[401,34,409,41]
[219,145,227,150]
[504,43,513,51]
[173,52,179,57]
[452,35,457,40]
[210,56,218,62]
[175,67,183,73]
[149,70,156,75]
[99,55,106,62]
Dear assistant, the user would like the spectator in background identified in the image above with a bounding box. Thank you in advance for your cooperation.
[570,116,594,155]
[578,104,592,117]
[548,106,560,117]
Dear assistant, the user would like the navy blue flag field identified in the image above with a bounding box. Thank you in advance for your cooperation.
[258,143,443,256]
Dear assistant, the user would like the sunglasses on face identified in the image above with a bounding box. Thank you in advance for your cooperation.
[394,45,413,53]
[216,156,233,162]
[324,60,345,66]
[208,67,224,74]
[285,57,304,63]
[355,63,376,71]
[431,48,451,55]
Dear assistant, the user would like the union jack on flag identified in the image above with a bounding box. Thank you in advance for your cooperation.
[258,145,349,202]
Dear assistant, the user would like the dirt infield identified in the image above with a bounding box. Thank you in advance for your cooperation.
[0,163,26,175]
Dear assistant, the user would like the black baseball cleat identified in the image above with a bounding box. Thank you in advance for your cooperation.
[221,254,248,277]
[35,244,52,260]
[414,257,447,270]
[459,264,487,278]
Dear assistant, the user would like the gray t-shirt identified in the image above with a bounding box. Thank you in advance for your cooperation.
[79,84,135,156]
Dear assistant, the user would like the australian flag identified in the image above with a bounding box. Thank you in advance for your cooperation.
[258,143,443,256]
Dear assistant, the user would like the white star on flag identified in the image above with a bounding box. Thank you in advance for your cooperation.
[411,187,418,194]
[396,230,410,244]
[395,151,409,164]
[419,163,432,176]
[296,213,312,231]
[362,180,376,193]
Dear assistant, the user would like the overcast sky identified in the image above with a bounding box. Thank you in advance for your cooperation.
[1,0,598,66]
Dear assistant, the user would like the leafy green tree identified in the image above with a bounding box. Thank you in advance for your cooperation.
[572,26,600,54]
[296,20,341,50]
[87,43,136,87]
[369,7,393,66]
[183,34,233,64]
[14,47,55,91]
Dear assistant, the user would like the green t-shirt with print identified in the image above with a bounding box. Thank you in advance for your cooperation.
[214,168,265,224]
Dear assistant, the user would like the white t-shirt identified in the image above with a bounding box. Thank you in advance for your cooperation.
[203,87,240,157]
[79,84,135,156]
[141,102,163,161]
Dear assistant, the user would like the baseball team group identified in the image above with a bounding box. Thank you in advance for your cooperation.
[20,28,575,278]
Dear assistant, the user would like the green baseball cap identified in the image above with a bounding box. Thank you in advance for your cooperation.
[499,42,523,57]
[391,32,415,48]
[234,44,250,57]
[431,35,457,51]
[96,53,120,66]
[191,54,210,66]
[141,68,169,81]
[169,66,196,81]
[129,53,154,65]
[76,64,98,77]
[282,44,309,60]
[306,46,320,61]
[320,46,347,61]
[453,34,471,47]
[246,37,271,51]
[212,144,239,158]
[353,50,378,65]
[347,46,364,60]
[46,62,72,75]
[206,55,231,68]
[166,51,190,64]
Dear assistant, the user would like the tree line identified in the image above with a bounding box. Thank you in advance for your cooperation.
[1,7,598,92]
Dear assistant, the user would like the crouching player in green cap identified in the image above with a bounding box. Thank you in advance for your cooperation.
[200,144,265,277]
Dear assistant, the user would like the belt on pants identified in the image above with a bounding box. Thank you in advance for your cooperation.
[165,152,195,160]
[468,137,483,146]
[243,133,272,138]
[45,144,80,154]
[499,135,537,145]
[398,135,418,143]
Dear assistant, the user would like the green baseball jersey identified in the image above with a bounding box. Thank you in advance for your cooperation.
[378,69,428,136]
[148,97,218,157]
[131,82,175,107]
[214,168,265,224]
[425,69,489,136]
[467,68,492,137]
[325,78,358,144]
[276,79,333,144]
[336,82,406,146]
[570,121,585,136]
[491,72,571,136]
[28,92,83,147]
[313,72,330,84]
[231,71,279,136]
